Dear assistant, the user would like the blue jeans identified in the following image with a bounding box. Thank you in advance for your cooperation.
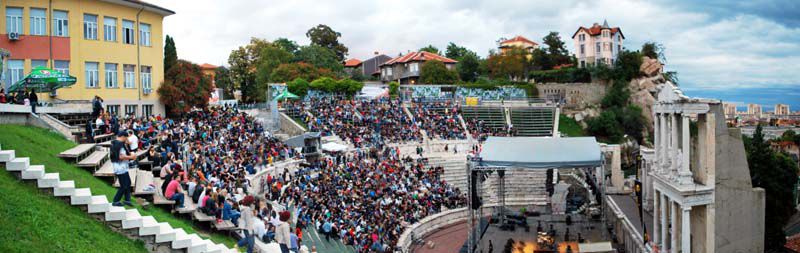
[112,172,131,203]
[237,230,254,253]
[230,210,241,226]
[169,192,184,208]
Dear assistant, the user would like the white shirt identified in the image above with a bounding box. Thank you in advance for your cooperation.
[253,218,266,239]
[96,118,104,126]
[112,145,129,175]
[128,134,139,150]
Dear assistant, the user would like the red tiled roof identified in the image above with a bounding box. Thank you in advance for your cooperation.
[344,58,362,67]
[500,35,538,46]
[382,51,457,66]
[199,63,218,70]
[572,24,624,39]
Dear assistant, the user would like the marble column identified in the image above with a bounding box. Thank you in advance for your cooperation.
[653,190,660,248]
[671,201,678,253]
[660,113,668,172]
[681,206,692,253]
[671,113,679,177]
[661,194,668,251]
[679,114,693,184]
[654,113,660,172]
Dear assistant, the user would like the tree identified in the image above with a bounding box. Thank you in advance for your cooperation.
[158,60,213,115]
[306,24,348,61]
[214,66,234,99]
[349,66,367,81]
[286,78,309,97]
[613,50,643,81]
[270,62,333,83]
[420,60,459,84]
[445,42,470,60]
[337,78,364,96]
[164,35,178,76]
[745,124,799,251]
[641,42,665,62]
[457,52,480,82]
[419,45,440,54]
[541,32,572,68]
[486,47,529,81]
[295,45,343,73]
[586,110,624,143]
[388,81,400,97]
[273,37,299,55]
[310,77,338,93]
[227,38,272,102]
[255,44,293,85]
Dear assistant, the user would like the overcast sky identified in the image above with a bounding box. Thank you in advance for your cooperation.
[149,0,800,106]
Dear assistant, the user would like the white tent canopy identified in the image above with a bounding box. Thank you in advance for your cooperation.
[321,142,348,152]
[478,136,602,169]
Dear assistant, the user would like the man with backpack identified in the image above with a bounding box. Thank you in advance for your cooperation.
[111,131,136,206]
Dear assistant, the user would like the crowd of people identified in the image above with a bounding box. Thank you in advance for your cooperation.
[0,87,39,113]
[410,101,466,140]
[464,118,516,142]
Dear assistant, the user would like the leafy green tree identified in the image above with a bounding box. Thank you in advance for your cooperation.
[349,67,367,81]
[255,44,293,85]
[337,78,364,96]
[445,42,470,60]
[601,80,631,109]
[227,38,272,102]
[164,35,178,76]
[286,78,309,97]
[541,32,572,67]
[420,60,459,84]
[158,60,213,116]
[295,45,343,73]
[214,66,234,99]
[310,77,338,93]
[419,45,440,54]
[486,47,529,81]
[270,62,333,83]
[641,42,665,62]
[273,37,299,55]
[457,52,481,82]
[306,24,348,61]
[586,110,624,143]
[745,124,799,251]
[388,81,400,97]
[613,50,643,81]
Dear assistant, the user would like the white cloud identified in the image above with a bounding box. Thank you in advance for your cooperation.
[147,0,800,91]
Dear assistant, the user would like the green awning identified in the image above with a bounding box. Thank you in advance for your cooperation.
[273,89,300,101]
[9,66,77,93]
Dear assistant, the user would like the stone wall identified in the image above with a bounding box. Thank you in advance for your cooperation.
[536,82,607,110]
[279,112,306,137]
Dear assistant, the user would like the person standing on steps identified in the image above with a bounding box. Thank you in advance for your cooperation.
[111,131,135,207]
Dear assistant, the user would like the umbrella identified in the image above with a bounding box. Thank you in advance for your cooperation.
[9,66,77,93]
[321,142,348,152]
[272,89,300,102]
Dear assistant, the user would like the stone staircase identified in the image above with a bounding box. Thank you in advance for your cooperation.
[426,155,468,191]
[0,145,237,253]
[480,170,549,207]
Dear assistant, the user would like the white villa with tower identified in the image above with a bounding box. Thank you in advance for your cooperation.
[572,20,625,68]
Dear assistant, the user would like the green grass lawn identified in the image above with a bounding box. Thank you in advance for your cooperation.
[0,125,237,248]
[558,114,585,137]
[0,169,147,253]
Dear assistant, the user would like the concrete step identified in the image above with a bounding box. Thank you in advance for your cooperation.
[21,165,45,179]
[87,195,110,213]
[54,180,76,196]
[105,206,128,221]
[37,173,60,188]
[70,188,92,205]
[0,150,15,162]
[171,229,193,249]
[138,216,160,236]
[121,210,143,229]
[154,223,177,243]
[186,234,209,253]
[7,157,30,171]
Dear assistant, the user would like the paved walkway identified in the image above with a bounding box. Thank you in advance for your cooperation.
[410,222,469,253]
[610,194,653,237]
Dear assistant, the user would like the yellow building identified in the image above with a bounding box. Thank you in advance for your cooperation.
[498,35,538,54]
[1,0,173,117]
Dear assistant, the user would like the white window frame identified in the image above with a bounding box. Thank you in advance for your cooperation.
[122,20,135,44]
[103,16,117,42]
[31,60,48,68]
[139,23,151,46]
[6,60,24,86]
[83,14,98,40]
[143,104,153,117]
[53,10,69,37]
[85,62,99,88]
[54,60,70,76]
[123,64,136,88]
[124,105,137,116]
[140,66,152,90]
[580,44,585,55]
[6,7,23,34]
[107,105,119,116]
[105,63,118,88]
[386,67,392,76]
[30,8,47,35]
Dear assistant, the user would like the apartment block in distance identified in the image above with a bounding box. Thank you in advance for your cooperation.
[1,0,174,117]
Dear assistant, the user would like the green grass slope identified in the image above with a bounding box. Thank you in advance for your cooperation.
[558,114,585,137]
[0,125,236,248]
[0,170,147,253]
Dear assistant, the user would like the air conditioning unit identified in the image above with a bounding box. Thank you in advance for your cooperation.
[8,32,20,41]
[143,88,152,95]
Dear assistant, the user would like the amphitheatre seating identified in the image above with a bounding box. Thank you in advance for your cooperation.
[77,150,108,169]
[480,170,549,206]
[98,140,112,147]
[426,156,468,191]
[58,144,96,161]
[93,133,114,143]
[461,106,508,132]
[510,107,555,137]
[93,161,114,177]
[152,178,176,206]
[112,168,138,187]
[193,210,216,222]
[0,145,236,252]
[133,170,155,196]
